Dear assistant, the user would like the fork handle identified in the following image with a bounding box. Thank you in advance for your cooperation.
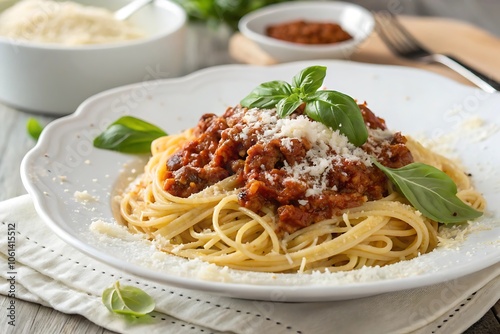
[432,54,500,93]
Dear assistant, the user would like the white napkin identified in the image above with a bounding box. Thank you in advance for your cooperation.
[1,195,499,334]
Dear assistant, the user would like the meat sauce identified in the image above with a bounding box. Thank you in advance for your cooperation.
[266,20,352,45]
[164,104,413,234]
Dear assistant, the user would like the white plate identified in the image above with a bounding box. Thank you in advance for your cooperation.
[21,60,500,302]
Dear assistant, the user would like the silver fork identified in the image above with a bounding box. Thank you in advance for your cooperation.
[374,12,500,93]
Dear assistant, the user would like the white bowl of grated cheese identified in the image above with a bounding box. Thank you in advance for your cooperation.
[0,0,187,115]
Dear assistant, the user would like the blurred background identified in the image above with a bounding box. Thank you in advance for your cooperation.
[175,0,500,72]
[173,0,500,36]
[350,0,500,36]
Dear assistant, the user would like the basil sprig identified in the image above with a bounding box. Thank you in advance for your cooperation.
[240,66,368,146]
[374,161,483,224]
[102,281,155,317]
[93,116,167,154]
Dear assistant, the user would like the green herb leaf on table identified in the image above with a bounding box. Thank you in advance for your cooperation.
[102,281,155,317]
[26,118,44,141]
[93,116,167,154]
[240,65,368,146]
[373,161,483,224]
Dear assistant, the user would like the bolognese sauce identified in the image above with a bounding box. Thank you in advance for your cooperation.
[164,104,413,234]
[266,20,352,45]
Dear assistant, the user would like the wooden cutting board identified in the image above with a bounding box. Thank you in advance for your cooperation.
[229,16,500,87]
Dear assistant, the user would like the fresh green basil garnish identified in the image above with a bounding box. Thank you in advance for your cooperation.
[102,281,155,317]
[305,90,369,147]
[373,161,483,223]
[240,66,368,146]
[292,65,326,94]
[26,118,44,141]
[93,116,167,154]
[240,80,293,109]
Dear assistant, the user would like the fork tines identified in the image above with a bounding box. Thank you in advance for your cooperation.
[373,11,427,56]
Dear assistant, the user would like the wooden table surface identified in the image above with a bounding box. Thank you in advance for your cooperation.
[1,17,499,333]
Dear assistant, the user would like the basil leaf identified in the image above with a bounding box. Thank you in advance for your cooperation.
[305,90,368,146]
[111,116,166,134]
[240,80,292,108]
[291,65,326,95]
[373,161,483,224]
[240,65,368,147]
[276,93,302,118]
[26,118,44,141]
[94,116,167,154]
[102,281,155,317]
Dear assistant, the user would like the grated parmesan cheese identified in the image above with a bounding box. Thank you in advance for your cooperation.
[0,0,145,45]
[74,190,98,202]
[437,220,492,248]
[240,108,379,197]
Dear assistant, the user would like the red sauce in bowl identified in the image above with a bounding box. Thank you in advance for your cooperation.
[266,20,352,45]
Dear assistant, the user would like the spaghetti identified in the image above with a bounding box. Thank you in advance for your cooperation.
[119,103,485,273]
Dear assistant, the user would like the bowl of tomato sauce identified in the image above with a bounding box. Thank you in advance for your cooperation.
[238,1,374,62]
